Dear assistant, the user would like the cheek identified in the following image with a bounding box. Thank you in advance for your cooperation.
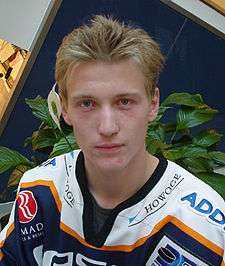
[122,111,149,130]
[71,114,95,139]
[67,107,87,126]
[122,117,149,145]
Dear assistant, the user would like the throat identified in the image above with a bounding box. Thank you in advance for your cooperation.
[86,152,159,209]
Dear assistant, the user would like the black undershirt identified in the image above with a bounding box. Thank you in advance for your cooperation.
[91,194,112,234]
[76,151,168,247]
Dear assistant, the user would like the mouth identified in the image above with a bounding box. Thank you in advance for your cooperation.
[95,143,124,152]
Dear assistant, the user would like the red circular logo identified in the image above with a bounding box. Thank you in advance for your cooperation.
[17,190,38,223]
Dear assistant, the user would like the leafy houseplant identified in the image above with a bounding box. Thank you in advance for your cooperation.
[0,92,225,227]
[147,93,225,197]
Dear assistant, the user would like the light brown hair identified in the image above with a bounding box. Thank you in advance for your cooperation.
[55,15,164,100]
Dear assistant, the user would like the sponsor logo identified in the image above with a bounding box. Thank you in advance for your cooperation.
[181,192,225,231]
[33,245,43,265]
[70,151,74,159]
[43,250,73,266]
[21,222,44,242]
[64,181,75,208]
[33,247,117,266]
[153,244,197,266]
[147,236,208,265]
[129,173,183,226]
[76,253,116,266]
[17,190,38,223]
[144,174,182,214]
[33,246,73,266]
[40,158,56,167]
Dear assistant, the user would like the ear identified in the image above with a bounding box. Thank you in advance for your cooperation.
[60,96,72,126]
[148,87,160,122]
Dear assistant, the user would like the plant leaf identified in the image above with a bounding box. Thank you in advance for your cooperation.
[182,145,208,158]
[23,136,32,147]
[181,157,213,173]
[0,189,7,203]
[147,123,165,142]
[214,166,225,175]
[49,133,79,158]
[208,151,225,166]
[197,172,225,199]
[193,129,222,147]
[154,106,171,122]
[47,84,62,131]
[146,139,171,155]
[0,147,34,174]
[25,96,56,128]
[8,165,31,187]
[31,129,58,151]
[162,145,208,161]
[163,123,177,133]
[176,106,218,130]
[162,92,206,107]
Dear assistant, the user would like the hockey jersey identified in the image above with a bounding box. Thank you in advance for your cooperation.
[0,150,225,265]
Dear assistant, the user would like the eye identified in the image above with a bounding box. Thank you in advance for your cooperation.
[81,100,92,107]
[119,99,130,105]
[117,98,134,109]
[80,99,96,109]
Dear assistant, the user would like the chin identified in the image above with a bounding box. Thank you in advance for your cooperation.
[94,155,128,172]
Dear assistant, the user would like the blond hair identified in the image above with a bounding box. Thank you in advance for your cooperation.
[55,15,164,100]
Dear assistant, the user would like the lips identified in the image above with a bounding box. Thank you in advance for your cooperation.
[95,143,124,151]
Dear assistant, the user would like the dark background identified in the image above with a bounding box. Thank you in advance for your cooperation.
[0,0,225,192]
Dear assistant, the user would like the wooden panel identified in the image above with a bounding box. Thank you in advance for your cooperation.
[0,51,30,123]
[0,0,55,51]
[202,0,225,15]
[0,0,62,136]
[160,0,225,40]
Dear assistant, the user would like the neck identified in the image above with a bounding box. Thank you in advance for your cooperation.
[85,151,159,209]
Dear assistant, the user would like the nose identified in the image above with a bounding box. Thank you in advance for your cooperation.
[97,106,119,137]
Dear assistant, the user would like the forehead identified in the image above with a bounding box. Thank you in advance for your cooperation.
[66,60,147,98]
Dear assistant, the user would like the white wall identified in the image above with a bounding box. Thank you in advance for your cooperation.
[0,0,55,51]
[160,0,225,40]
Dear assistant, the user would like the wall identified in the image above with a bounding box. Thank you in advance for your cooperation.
[0,0,61,136]
[0,0,224,194]
[161,0,225,40]
[0,0,54,51]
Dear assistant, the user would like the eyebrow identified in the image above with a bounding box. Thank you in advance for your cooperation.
[114,93,141,98]
[70,92,141,100]
[71,95,95,100]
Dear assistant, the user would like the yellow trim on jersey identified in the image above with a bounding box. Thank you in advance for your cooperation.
[19,180,224,257]
[0,250,4,261]
[0,223,15,249]
[61,215,223,255]
[60,221,151,251]
[171,215,223,256]
[20,180,62,212]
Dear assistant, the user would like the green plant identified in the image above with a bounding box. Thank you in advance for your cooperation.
[147,92,225,197]
[0,92,225,206]
[0,95,78,203]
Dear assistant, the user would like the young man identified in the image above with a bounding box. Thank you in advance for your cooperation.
[1,15,225,265]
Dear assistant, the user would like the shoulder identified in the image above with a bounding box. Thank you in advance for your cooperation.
[20,150,80,182]
[18,150,81,194]
[165,160,225,235]
[15,150,81,216]
[166,159,225,205]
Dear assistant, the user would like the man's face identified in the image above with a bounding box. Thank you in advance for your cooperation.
[62,59,159,173]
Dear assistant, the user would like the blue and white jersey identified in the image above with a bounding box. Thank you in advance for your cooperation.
[0,150,225,265]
